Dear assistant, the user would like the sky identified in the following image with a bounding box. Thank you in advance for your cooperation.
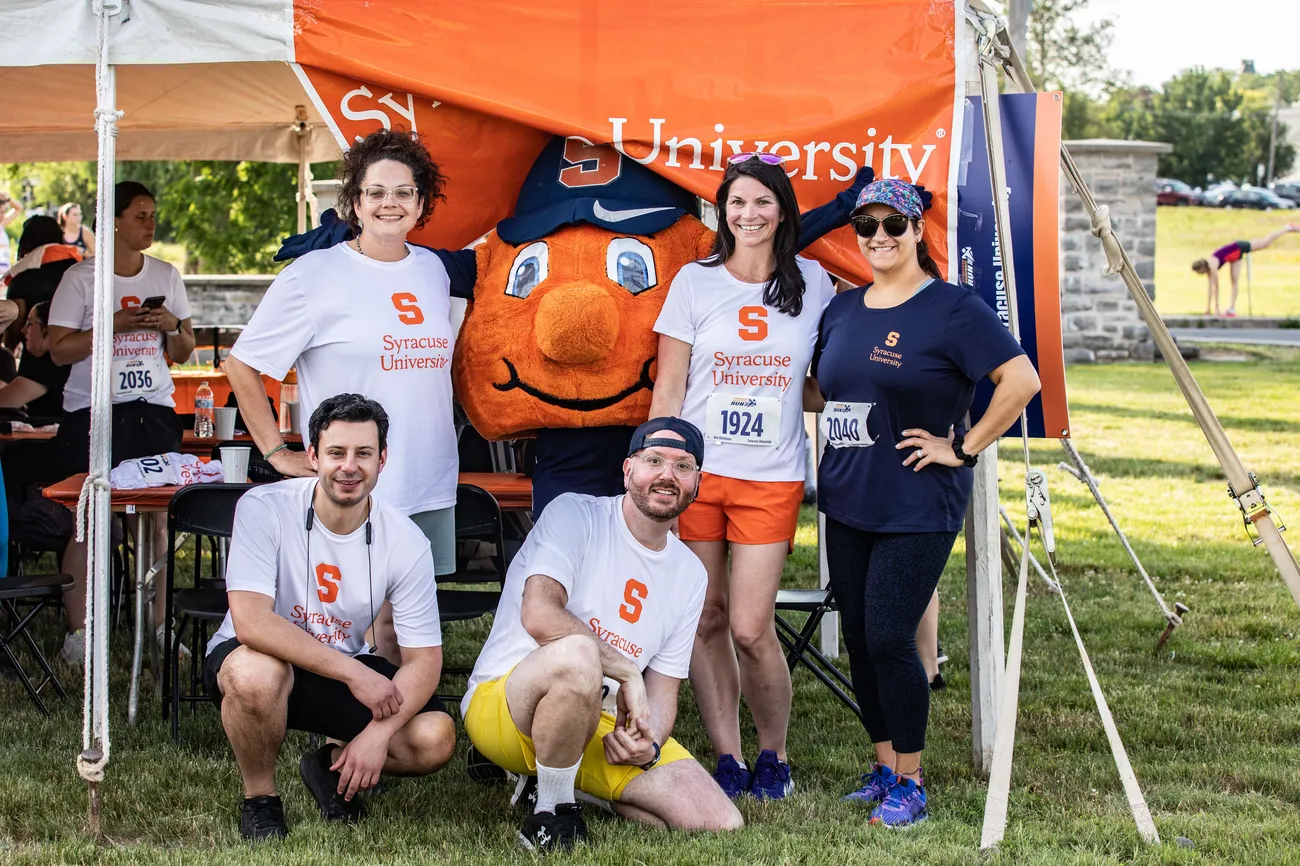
[1022,0,1300,87]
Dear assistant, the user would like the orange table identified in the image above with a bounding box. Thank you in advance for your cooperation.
[169,370,282,417]
[0,430,57,444]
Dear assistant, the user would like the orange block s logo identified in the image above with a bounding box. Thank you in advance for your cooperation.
[738,306,768,342]
[885,331,900,347]
[315,563,342,604]
[121,296,141,310]
[559,137,623,188]
[391,293,425,325]
[619,578,648,624]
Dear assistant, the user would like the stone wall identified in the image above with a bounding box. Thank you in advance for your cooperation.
[181,274,272,326]
[1059,139,1171,363]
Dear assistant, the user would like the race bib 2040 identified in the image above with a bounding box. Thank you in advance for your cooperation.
[820,401,876,448]
[705,393,780,447]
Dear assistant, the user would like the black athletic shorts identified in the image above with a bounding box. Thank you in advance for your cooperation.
[204,637,448,741]
[53,399,183,478]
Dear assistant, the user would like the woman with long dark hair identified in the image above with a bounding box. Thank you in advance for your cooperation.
[807,179,1040,827]
[649,154,835,800]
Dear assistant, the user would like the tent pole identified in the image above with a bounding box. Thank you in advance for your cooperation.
[986,9,1300,610]
[295,105,312,234]
[77,0,123,841]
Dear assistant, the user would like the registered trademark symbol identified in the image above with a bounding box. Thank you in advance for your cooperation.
[936,128,946,139]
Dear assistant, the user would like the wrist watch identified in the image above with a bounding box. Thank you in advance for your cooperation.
[173,319,184,336]
[952,435,979,467]
[639,741,661,771]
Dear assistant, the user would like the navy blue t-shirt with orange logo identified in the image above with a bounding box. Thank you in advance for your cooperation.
[812,279,1025,533]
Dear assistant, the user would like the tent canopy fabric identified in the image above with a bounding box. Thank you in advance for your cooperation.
[2,0,961,281]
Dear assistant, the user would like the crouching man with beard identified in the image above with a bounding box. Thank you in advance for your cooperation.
[462,417,743,853]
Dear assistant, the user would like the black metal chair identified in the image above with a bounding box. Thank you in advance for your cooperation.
[163,483,254,741]
[774,587,862,721]
[435,485,508,701]
[0,573,73,716]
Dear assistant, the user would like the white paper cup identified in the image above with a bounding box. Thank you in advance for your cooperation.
[214,407,237,440]
[220,446,252,484]
[285,401,302,434]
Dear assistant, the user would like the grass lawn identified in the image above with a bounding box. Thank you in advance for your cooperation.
[1155,206,1300,318]
[2,351,1300,864]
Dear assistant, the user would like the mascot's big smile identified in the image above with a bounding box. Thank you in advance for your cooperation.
[494,357,655,411]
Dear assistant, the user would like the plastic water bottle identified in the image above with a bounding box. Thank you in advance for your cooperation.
[194,381,215,438]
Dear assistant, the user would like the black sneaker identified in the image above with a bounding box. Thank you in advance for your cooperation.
[518,803,587,853]
[239,795,288,841]
[467,744,509,784]
[298,745,367,823]
[510,774,539,811]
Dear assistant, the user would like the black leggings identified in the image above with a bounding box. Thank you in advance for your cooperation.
[824,516,957,754]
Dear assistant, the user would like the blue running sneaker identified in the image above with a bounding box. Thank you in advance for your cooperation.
[843,764,896,806]
[749,749,794,801]
[870,775,928,829]
[711,754,752,799]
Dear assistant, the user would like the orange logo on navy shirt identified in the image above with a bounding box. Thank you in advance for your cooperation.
[738,306,768,342]
[619,578,648,624]
[315,563,342,603]
[885,331,900,347]
[391,293,425,325]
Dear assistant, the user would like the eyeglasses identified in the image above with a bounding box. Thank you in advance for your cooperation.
[361,185,418,204]
[728,152,785,166]
[633,452,700,479]
[851,214,912,238]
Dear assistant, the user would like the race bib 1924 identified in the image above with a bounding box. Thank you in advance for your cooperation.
[705,394,780,447]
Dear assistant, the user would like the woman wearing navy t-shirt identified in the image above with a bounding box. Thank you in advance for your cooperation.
[807,179,1039,828]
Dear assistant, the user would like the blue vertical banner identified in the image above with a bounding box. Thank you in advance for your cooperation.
[958,93,1069,439]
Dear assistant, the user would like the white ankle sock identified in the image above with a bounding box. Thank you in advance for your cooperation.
[534,756,582,814]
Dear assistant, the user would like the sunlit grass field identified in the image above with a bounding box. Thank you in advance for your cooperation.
[1,351,1299,863]
[1155,206,1300,317]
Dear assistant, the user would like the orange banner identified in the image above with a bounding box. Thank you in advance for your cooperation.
[292,0,961,282]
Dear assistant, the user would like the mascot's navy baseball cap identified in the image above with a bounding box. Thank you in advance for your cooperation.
[627,417,705,468]
[496,135,701,246]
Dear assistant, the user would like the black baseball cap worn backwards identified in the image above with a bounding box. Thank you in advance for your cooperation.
[628,417,705,468]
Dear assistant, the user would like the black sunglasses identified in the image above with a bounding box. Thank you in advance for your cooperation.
[851,214,912,239]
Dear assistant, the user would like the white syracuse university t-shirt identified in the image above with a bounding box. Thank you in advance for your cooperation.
[654,257,835,482]
[231,243,457,515]
[207,477,442,657]
[463,493,707,716]
[49,255,192,413]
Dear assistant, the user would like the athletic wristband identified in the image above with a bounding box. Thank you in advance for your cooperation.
[264,443,289,460]
[639,741,661,771]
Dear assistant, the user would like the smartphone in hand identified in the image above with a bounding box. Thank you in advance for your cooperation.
[139,296,166,310]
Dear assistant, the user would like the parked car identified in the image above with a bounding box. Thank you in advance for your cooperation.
[1202,182,1238,207]
[1156,178,1204,206]
[1270,182,1300,205]
[1219,188,1297,210]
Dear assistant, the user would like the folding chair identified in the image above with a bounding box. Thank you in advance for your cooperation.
[773,587,861,721]
[0,573,73,716]
[435,484,508,701]
[163,483,254,741]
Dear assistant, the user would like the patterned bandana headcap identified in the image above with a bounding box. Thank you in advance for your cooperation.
[853,179,924,220]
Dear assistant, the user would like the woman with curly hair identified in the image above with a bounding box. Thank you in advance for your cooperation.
[227,129,459,647]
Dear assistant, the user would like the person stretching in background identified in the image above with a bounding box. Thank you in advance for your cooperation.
[1192,224,1298,317]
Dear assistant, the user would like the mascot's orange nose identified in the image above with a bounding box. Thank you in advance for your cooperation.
[535,283,620,366]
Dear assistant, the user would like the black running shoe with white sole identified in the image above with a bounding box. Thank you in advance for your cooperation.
[518,803,587,853]
[240,794,288,841]
[298,745,367,823]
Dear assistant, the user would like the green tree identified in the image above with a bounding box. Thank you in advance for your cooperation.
[1023,0,1119,96]
[1108,69,1295,186]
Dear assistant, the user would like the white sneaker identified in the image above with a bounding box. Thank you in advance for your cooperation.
[60,630,85,667]
[157,624,191,659]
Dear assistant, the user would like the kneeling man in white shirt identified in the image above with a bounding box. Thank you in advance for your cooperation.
[463,417,743,853]
[204,393,454,841]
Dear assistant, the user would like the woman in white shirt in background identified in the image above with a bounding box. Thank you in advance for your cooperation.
[650,153,836,801]
[226,129,458,661]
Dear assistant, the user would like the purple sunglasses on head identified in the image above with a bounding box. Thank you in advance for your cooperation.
[728,152,785,166]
